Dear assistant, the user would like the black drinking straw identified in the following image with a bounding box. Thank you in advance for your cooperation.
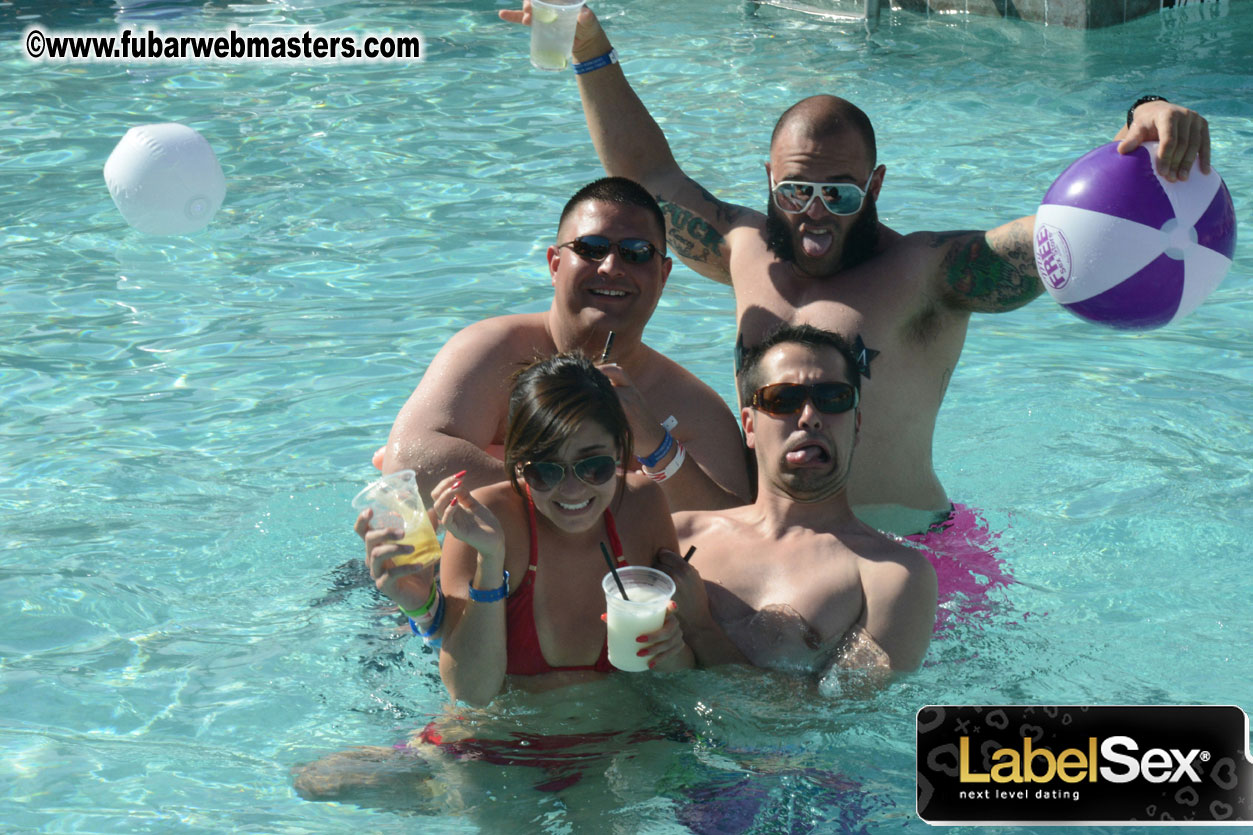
[599,330,616,363]
[600,541,629,600]
[682,545,696,563]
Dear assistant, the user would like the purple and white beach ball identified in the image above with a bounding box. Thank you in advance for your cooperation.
[1033,141,1235,330]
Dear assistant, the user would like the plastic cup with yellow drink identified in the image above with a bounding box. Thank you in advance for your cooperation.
[530,0,585,71]
[352,469,441,567]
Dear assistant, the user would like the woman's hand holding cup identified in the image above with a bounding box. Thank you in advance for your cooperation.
[355,507,436,612]
[633,602,695,671]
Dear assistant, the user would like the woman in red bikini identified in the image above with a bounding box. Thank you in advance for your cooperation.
[293,355,694,802]
[426,352,693,706]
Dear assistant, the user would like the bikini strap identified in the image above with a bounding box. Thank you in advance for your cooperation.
[524,484,539,572]
[603,509,626,564]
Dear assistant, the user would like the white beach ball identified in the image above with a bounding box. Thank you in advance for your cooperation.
[103,123,226,235]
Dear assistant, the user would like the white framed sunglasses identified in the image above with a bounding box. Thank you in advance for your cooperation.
[770,172,874,216]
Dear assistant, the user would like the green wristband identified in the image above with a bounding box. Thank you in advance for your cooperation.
[397,582,438,619]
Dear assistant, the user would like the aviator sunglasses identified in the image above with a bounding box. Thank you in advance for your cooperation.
[770,173,874,216]
[557,235,658,265]
[751,382,859,416]
[517,455,620,492]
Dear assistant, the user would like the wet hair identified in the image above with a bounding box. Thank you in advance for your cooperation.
[558,177,667,253]
[770,95,877,170]
[504,352,633,497]
[735,324,861,405]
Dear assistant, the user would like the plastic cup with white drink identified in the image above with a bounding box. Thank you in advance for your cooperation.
[530,0,585,70]
[602,566,675,672]
[352,469,442,567]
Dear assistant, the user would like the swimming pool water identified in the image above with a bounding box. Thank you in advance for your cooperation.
[2,0,1250,831]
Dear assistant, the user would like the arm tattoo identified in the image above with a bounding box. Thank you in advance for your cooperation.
[939,227,1044,313]
[694,182,745,227]
[659,198,726,265]
[657,182,746,270]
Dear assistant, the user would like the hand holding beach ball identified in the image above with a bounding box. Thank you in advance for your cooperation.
[1033,141,1235,330]
[103,123,226,235]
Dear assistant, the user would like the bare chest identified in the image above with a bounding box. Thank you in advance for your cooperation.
[528,560,612,667]
[733,254,919,361]
[699,543,864,670]
[732,254,965,398]
[525,521,656,668]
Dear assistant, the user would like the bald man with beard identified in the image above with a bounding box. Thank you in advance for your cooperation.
[501,4,1211,542]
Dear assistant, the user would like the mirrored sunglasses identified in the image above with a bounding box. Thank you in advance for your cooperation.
[518,455,619,492]
[770,174,873,216]
[558,235,658,264]
[751,382,859,416]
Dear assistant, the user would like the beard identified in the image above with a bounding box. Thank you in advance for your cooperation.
[765,194,880,274]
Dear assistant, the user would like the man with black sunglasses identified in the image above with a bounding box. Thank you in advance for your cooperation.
[375,177,750,520]
[662,324,938,675]
[501,4,1210,541]
[362,180,750,624]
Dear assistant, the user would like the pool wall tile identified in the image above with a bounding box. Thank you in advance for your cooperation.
[1125,0,1163,18]
[1007,0,1051,24]
[893,0,1174,27]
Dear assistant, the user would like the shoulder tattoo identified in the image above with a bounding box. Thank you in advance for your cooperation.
[852,333,879,379]
[926,230,971,249]
[694,183,745,227]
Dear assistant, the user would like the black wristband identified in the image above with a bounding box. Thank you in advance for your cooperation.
[1127,95,1168,128]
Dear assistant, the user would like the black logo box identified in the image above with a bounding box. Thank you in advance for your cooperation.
[917,705,1253,825]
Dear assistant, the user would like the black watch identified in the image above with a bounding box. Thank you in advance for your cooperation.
[1127,95,1168,128]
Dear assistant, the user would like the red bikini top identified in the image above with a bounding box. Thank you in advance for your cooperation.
[503,487,625,676]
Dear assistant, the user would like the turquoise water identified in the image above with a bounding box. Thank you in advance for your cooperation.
[2,0,1250,831]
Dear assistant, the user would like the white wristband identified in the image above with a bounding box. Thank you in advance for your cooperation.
[644,442,685,484]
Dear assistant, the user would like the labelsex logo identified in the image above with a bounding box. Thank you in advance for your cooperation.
[960,736,1206,784]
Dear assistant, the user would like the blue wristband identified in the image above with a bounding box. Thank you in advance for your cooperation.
[636,429,674,468]
[572,47,618,75]
[467,570,510,603]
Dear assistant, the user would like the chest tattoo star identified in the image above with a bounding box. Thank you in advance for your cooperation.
[852,333,880,379]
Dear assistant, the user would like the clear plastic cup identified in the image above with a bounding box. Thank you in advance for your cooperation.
[530,0,585,71]
[351,469,441,567]
[602,566,675,672]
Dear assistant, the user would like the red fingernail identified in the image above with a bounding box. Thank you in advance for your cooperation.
[450,497,458,507]
[453,470,467,479]
[648,660,656,669]
[636,635,649,643]
[636,648,649,657]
